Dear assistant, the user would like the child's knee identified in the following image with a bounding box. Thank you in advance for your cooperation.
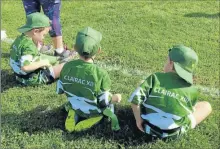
[203,101,212,113]
[196,101,212,114]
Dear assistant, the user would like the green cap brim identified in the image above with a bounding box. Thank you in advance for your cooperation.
[174,62,193,84]
[17,25,32,33]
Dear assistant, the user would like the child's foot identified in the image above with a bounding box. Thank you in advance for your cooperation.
[58,51,78,63]
[74,116,103,132]
[55,43,73,58]
[39,43,55,56]
[65,109,76,132]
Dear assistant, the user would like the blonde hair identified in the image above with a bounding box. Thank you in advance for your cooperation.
[32,27,47,32]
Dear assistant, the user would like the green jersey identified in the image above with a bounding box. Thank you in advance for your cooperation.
[57,59,112,117]
[10,34,40,75]
[10,34,58,85]
[129,72,198,133]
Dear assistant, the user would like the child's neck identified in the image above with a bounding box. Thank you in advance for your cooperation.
[165,70,176,73]
[80,56,94,63]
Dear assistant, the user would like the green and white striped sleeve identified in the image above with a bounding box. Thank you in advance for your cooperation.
[20,44,39,66]
[128,74,153,105]
[56,79,64,94]
[97,71,112,108]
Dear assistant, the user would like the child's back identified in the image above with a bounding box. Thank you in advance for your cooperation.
[57,27,121,132]
[129,45,212,139]
[58,59,111,117]
[130,72,198,135]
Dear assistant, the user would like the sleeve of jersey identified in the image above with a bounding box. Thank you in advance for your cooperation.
[20,43,39,67]
[191,88,199,108]
[128,75,153,105]
[56,68,65,94]
[56,80,64,94]
[97,72,112,108]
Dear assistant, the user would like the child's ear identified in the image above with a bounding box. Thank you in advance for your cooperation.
[170,61,175,70]
[32,29,40,34]
[32,29,37,34]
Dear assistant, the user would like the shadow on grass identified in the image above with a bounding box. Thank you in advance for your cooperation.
[184,12,220,19]
[1,69,22,92]
[62,105,154,146]
[2,105,66,133]
[2,105,154,146]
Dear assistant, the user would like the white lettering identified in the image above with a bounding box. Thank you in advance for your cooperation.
[152,87,183,101]
[64,75,94,87]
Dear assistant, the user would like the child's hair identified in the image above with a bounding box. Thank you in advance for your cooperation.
[32,27,46,32]
[82,52,92,59]
[74,44,91,59]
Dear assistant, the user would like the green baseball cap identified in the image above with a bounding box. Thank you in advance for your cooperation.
[75,27,102,58]
[18,12,50,33]
[169,45,198,84]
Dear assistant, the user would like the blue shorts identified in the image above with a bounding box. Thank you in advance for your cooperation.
[22,0,62,37]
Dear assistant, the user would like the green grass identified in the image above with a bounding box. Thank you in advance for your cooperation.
[1,1,219,149]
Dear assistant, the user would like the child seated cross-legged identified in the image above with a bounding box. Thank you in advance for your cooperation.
[57,27,121,132]
[10,12,73,85]
[128,45,212,139]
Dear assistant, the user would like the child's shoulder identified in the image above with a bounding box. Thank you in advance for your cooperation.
[152,72,180,79]
[62,59,81,69]
[14,34,35,48]
[147,72,167,79]
[94,64,109,75]
[63,60,107,73]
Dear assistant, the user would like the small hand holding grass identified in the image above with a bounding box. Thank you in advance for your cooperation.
[112,94,121,103]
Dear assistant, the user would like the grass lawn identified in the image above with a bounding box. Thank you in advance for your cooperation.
[1,1,219,149]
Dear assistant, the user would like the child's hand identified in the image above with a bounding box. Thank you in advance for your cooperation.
[40,59,51,68]
[136,118,144,132]
[112,94,121,103]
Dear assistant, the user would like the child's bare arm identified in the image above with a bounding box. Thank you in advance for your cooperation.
[131,103,144,132]
[21,59,51,72]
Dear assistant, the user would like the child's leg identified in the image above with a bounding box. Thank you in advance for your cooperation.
[192,101,212,127]
[40,54,59,65]
[74,115,103,132]
[65,109,79,132]
[50,63,65,79]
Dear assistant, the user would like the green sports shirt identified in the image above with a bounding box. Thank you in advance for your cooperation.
[129,72,198,132]
[10,34,40,75]
[9,34,58,85]
[57,59,112,117]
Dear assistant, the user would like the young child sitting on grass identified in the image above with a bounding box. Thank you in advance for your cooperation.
[10,12,73,85]
[57,27,121,132]
[128,45,212,139]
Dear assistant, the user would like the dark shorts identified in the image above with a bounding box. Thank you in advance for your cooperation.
[15,68,55,85]
[22,0,62,37]
[143,121,183,140]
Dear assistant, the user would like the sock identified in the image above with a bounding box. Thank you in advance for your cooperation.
[55,48,65,54]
